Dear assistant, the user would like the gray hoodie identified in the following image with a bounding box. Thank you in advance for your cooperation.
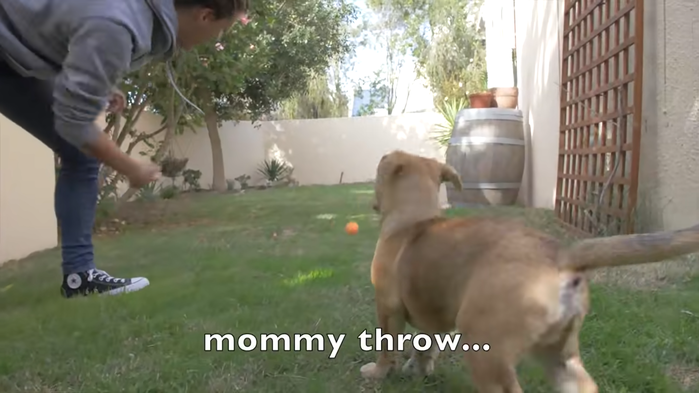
[0,0,198,149]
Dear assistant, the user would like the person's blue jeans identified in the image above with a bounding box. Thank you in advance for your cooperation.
[0,61,98,275]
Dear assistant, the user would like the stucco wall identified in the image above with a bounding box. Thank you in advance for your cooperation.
[0,115,57,265]
[173,113,446,186]
[638,0,699,231]
[121,111,451,207]
[513,0,564,208]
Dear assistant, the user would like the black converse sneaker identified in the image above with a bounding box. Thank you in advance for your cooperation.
[60,269,150,298]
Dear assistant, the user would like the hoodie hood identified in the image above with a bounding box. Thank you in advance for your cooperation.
[144,0,178,60]
[144,0,205,115]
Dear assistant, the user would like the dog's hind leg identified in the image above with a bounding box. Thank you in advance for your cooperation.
[360,300,406,380]
[461,338,523,393]
[457,315,525,392]
[401,333,443,377]
[455,289,539,392]
[534,318,598,393]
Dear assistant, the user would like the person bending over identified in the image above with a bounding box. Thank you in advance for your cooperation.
[0,0,248,298]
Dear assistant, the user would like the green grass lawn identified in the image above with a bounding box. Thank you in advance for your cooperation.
[1,184,698,392]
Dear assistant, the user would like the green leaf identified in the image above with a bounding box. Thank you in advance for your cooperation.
[431,96,468,147]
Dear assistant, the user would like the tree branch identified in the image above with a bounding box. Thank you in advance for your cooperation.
[125,124,168,155]
[111,115,122,143]
[116,98,149,147]
[129,98,151,136]
[103,115,117,135]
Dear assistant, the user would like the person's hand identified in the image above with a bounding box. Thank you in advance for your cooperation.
[106,89,126,114]
[126,161,162,189]
[81,132,160,188]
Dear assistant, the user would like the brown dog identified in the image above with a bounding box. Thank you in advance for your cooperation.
[361,150,699,392]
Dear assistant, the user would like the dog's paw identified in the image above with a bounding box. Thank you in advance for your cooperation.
[360,362,391,380]
[401,357,435,377]
[360,362,380,379]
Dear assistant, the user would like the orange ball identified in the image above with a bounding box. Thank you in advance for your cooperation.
[345,221,359,235]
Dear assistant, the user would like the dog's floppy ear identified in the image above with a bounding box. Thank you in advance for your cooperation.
[391,162,404,177]
[440,163,462,190]
[378,154,404,180]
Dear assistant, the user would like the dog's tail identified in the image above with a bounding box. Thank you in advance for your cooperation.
[560,223,699,272]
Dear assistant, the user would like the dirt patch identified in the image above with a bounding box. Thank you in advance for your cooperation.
[114,197,195,224]
[667,363,699,390]
[590,254,699,290]
[92,188,275,235]
[93,194,204,235]
[484,207,699,290]
[94,218,216,239]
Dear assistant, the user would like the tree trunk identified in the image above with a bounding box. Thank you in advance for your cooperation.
[401,81,413,114]
[152,120,177,162]
[205,106,227,192]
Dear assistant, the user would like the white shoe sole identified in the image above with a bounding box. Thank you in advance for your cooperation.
[102,277,150,296]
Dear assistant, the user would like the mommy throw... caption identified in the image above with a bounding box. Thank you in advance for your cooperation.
[204,328,490,359]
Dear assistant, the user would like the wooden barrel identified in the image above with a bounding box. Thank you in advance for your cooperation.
[445,108,525,207]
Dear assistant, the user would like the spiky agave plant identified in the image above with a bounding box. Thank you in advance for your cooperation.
[257,158,290,182]
[431,97,468,148]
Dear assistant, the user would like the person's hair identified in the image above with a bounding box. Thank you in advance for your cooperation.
[174,0,249,19]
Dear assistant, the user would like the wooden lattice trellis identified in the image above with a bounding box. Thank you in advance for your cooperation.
[556,0,644,236]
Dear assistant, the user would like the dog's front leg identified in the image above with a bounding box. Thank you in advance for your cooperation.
[360,298,406,380]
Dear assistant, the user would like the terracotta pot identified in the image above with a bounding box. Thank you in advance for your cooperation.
[468,92,495,109]
[489,87,519,108]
